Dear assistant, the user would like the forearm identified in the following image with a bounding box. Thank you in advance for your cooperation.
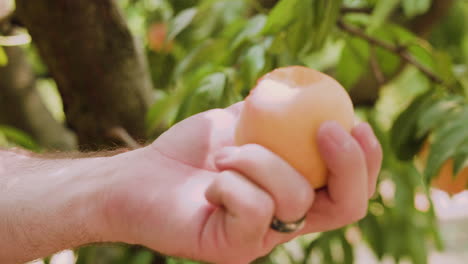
[0,150,108,263]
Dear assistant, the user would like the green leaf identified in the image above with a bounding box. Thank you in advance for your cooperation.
[336,36,370,89]
[427,202,444,251]
[0,46,7,66]
[284,0,314,55]
[406,44,434,68]
[282,0,341,55]
[385,23,419,45]
[220,67,243,106]
[369,28,405,75]
[368,0,401,33]
[390,91,435,161]
[360,215,385,260]
[321,242,333,264]
[219,18,247,40]
[262,0,301,34]
[402,0,432,18]
[0,125,40,151]
[240,45,266,88]
[185,72,227,116]
[0,131,8,146]
[310,0,341,51]
[303,40,344,72]
[36,78,66,122]
[130,250,154,264]
[455,64,468,98]
[416,96,464,138]
[405,43,445,84]
[433,51,457,86]
[340,233,354,264]
[173,39,229,78]
[145,91,178,136]
[407,228,428,264]
[303,239,320,262]
[168,8,198,41]
[453,140,468,176]
[230,15,267,51]
[425,108,468,182]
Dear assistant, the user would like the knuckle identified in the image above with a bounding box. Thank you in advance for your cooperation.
[219,171,274,221]
[218,172,234,194]
[258,194,275,218]
[242,144,276,164]
[240,144,268,159]
[343,202,368,222]
[281,186,314,216]
[295,185,314,209]
[237,144,269,167]
[243,191,274,221]
[342,140,363,159]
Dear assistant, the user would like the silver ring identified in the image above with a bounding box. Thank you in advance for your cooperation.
[270,216,306,233]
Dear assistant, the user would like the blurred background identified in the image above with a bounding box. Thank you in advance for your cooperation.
[1,0,468,263]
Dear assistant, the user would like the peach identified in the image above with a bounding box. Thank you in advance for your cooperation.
[147,23,173,52]
[235,66,355,188]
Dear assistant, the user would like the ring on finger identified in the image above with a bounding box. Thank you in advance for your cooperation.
[270,215,306,233]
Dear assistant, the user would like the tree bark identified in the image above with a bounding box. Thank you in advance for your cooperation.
[15,0,154,150]
[0,46,77,150]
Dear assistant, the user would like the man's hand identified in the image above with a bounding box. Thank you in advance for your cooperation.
[0,102,382,264]
[99,102,382,263]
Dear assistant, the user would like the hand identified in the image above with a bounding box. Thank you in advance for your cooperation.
[98,102,382,264]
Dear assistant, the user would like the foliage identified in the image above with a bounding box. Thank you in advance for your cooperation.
[0,46,7,66]
[1,0,468,263]
[0,125,40,152]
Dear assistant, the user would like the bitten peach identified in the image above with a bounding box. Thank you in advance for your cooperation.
[235,66,354,188]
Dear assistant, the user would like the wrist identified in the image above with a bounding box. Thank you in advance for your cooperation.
[0,151,111,263]
[90,146,167,245]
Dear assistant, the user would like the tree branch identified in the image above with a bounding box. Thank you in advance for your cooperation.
[369,46,385,85]
[337,19,444,85]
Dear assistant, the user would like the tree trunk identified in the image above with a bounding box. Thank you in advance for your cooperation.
[0,46,77,150]
[15,0,154,150]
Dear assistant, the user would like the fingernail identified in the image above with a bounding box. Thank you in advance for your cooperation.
[321,121,352,150]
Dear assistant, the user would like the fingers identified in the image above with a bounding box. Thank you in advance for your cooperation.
[206,144,315,249]
[205,170,274,247]
[203,120,382,252]
[318,121,368,205]
[303,121,369,232]
[351,123,383,198]
[214,144,314,223]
